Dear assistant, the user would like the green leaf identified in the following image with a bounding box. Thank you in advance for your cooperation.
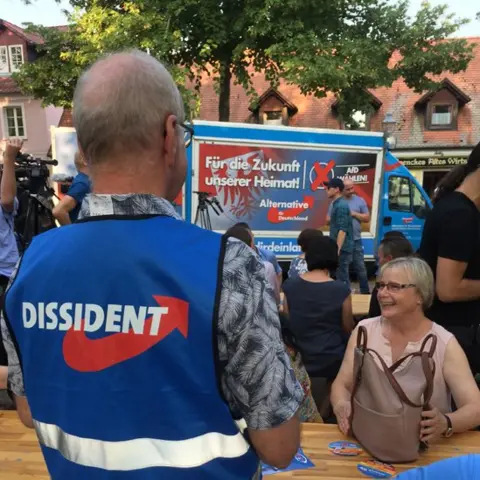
[16,0,475,123]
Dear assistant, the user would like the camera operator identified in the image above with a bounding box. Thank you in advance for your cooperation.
[52,151,91,225]
[0,139,21,292]
[0,138,22,404]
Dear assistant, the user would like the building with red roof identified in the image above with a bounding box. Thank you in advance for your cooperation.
[55,37,479,196]
[196,37,480,196]
[0,19,63,158]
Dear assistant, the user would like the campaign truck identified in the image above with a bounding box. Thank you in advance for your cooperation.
[185,121,432,265]
[51,121,432,265]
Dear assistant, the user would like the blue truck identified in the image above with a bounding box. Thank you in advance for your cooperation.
[51,122,432,267]
[184,121,432,266]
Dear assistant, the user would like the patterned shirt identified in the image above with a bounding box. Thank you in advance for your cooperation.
[329,197,354,253]
[288,256,308,279]
[1,194,303,431]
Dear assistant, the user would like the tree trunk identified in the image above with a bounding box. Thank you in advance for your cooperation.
[218,58,232,122]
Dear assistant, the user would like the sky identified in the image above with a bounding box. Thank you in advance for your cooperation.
[0,0,478,36]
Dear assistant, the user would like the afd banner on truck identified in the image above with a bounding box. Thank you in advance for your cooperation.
[194,142,379,232]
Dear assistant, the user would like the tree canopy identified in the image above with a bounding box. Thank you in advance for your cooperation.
[16,0,476,123]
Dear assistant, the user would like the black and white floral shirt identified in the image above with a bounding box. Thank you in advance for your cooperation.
[1,194,303,430]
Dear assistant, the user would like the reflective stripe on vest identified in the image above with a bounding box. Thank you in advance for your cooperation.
[34,419,251,471]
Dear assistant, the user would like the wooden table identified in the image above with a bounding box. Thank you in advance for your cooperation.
[2,411,479,479]
[352,294,371,317]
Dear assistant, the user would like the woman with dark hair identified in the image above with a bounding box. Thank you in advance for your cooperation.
[287,228,323,279]
[419,141,480,372]
[283,236,354,416]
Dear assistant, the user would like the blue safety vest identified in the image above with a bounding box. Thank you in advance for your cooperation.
[4,215,259,479]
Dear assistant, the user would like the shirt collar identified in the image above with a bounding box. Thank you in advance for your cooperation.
[79,194,182,220]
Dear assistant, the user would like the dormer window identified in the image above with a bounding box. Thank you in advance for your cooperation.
[250,88,298,126]
[264,111,283,125]
[415,79,471,132]
[331,91,383,131]
[0,47,8,73]
[430,104,453,128]
[0,45,24,74]
[9,45,24,72]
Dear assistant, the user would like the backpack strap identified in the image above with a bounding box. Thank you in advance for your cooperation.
[366,348,435,409]
[348,326,369,435]
[420,334,437,358]
[356,325,368,351]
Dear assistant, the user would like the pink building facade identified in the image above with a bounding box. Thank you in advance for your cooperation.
[0,19,62,158]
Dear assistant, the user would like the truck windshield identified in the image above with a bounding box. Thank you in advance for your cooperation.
[388,175,429,218]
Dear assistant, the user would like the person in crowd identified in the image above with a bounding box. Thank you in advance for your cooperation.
[1,51,302,478]
[327,178,370,294]
[288,228,323,279]
[227,224,321,423]
[419,142,480,372]
[283,235,354,417]
[235,222,283,284]
[383,230,408,240]
[0,139,21,294]
[396,454,480,479]
[324,178,354,288]
[226,224,280,305]
[0,138,22,410]
[52,150,91,225]
[368,235,414,317]
[331,257,480,441]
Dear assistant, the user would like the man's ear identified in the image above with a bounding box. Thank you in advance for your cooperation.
[163,114,178,168]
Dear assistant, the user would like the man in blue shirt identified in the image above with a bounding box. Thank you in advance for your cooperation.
[325,178,354,287]
[327,178,370,293]
[52,151,91,225]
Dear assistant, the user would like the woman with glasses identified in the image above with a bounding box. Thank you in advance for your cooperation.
[331,257,480,442]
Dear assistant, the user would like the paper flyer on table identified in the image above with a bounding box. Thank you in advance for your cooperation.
[261,448,315,475]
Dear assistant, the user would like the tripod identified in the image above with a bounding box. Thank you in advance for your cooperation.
[16,185,58,253]
[194,192,223,230]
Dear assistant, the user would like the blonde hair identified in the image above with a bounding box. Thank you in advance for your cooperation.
[380,257,434,310]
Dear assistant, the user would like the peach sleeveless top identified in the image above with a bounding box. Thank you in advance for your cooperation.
[357,317,454,413]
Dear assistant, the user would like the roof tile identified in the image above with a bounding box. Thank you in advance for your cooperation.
[0,76,20,94]
[198,37,480,148]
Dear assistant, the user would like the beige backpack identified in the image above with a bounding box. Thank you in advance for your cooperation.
[350,325,436,463]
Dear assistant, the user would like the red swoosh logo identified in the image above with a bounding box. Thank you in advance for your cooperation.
[267,196,314,224]
[384,160,402,171]
[63,296,189,372]
[311,160,335,191]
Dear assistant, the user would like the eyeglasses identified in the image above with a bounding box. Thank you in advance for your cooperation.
[179,122,194,148]
[375,282,416,293]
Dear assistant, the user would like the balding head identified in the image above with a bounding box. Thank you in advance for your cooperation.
[343,178,354,198]
[72,50,187,200]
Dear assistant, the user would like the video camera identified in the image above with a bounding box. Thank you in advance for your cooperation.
[13,153,58,195]
[193,191,224,216]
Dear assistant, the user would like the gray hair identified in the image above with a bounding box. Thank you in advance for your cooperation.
[73,50,184,164]
[380,257,435,310]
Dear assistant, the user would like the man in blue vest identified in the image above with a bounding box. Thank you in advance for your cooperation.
[1,51,303,479]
